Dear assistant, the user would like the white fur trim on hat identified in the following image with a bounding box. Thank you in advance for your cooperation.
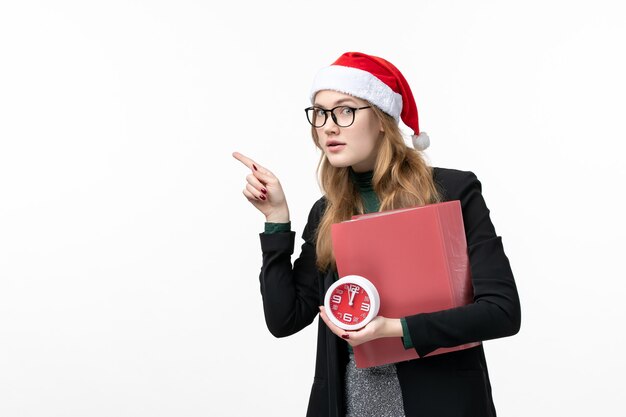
[310,65,403,121]
[412,132,430,151]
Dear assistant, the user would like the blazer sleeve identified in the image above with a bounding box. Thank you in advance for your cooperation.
[258,198,324,338]
[404,170,521,357]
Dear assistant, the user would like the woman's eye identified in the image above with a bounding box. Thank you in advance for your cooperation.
[315,109,326,117]
[340,107,354,116]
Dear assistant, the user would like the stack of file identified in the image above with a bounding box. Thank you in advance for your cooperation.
[331,200,480,368]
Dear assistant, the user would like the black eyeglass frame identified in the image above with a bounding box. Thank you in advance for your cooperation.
[304,105,372,128]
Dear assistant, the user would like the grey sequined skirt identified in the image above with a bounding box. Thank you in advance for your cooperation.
[344,352,406,417]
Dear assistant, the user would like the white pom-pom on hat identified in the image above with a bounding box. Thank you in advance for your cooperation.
[412,132,430,151]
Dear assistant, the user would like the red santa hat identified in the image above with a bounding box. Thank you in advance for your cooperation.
[310,52,430,151]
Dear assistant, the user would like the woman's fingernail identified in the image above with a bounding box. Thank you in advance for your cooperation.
[253,164,258,171]
[259,194,266,200]
[261,188,267,194]
[341,334,350,340]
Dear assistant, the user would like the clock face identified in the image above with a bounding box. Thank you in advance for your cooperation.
[324,275,380,331]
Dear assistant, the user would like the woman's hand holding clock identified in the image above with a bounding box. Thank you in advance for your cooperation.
[320,275,402,347]
[318,306,403,347]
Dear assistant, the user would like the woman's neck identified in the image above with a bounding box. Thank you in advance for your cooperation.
[349,168,374,193]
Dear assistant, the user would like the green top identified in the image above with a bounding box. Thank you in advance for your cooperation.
[264,169,414,350]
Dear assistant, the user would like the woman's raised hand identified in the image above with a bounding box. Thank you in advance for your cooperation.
[232,152,290,223]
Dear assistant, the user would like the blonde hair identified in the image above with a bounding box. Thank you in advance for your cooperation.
[313,105,442,271]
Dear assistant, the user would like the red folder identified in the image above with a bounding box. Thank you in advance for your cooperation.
[331,200,480,368]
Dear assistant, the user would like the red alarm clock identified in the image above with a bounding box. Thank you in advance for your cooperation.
[324,275,380,331]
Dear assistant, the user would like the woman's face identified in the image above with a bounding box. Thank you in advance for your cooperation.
[313,90,383,173]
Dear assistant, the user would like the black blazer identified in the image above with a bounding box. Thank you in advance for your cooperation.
[259,168,521,417]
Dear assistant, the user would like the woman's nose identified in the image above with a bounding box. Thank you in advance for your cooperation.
[323,114,340,135]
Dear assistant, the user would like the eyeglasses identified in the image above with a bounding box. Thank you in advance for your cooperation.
[304,105,372,128]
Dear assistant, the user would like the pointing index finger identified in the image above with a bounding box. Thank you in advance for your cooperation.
[232,151,257,171]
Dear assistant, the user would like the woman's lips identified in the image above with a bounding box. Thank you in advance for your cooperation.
[326,143,346,153]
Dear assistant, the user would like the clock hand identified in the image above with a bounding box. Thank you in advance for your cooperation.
[348,287,357,306]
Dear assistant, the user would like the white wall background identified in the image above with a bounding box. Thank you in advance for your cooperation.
[1,1,625,416]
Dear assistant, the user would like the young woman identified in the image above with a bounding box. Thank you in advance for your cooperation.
[233,52,521,417]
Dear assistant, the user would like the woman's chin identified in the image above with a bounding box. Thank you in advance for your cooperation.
[324,154,353,169]
[327,160,352,169]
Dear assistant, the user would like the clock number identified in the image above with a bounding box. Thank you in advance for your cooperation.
[349,284,361,294]
[331,294,342,304]
[360,303,370,312]
[342,313,353,322]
